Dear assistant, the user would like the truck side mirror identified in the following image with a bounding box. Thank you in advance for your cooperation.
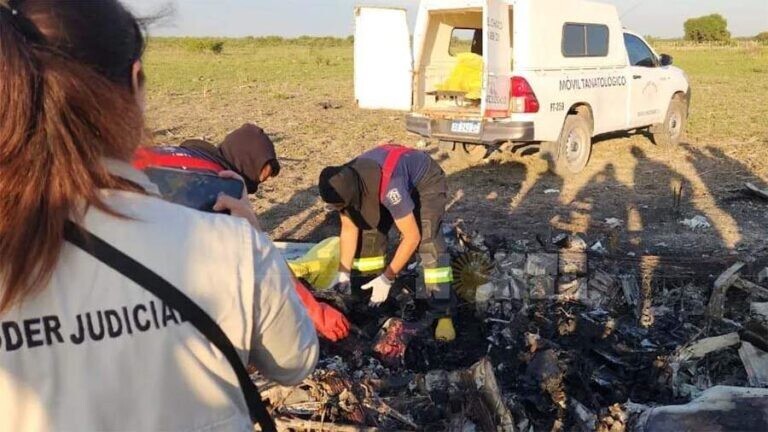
[660,54,673,66]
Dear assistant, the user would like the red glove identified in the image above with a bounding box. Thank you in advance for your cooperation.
[294,278,350,342]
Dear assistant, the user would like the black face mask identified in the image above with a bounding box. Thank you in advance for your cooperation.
[319,160,384,231]
[319,165,358,206]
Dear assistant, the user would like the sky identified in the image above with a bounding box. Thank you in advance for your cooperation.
[124,0,768,39]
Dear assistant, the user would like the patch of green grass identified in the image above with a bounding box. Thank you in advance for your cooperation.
[143,38,351,95]
[652,43,768,142]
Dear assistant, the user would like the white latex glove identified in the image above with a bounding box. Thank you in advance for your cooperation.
[331,271,351,295]
[361,274,393,307]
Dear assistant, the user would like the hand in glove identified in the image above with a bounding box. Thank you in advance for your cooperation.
[361,274,393,307]
[314,303,350,341]
[434,317,456,342]
[330,271,351,295]
[294,278,350,341]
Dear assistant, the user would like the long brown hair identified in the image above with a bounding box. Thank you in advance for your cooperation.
[0,0,147,312]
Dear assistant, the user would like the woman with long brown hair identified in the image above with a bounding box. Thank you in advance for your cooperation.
[0,1,317,430]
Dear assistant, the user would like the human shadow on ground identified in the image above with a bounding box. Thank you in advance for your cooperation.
[543,139,767,255]
[682,144,768,253]
[263,137,768,259]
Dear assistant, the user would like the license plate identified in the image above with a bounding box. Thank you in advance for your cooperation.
[450,121,481,134]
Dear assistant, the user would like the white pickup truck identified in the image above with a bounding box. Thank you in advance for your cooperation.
[354,0,691,176]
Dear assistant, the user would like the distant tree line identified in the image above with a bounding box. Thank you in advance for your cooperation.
[169,36,355,54]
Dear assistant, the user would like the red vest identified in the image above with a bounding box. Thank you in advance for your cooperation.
[132,147,224,173]
[378,144,414,202]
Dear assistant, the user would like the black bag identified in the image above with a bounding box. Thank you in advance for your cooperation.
[64,221,276,432]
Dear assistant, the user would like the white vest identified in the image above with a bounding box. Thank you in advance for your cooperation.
[0,160,318,431]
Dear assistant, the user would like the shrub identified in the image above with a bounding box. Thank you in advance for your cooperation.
[756,32,768,43]
[684,14,731,43]
[210,41,224,54]
[181,38,225,54]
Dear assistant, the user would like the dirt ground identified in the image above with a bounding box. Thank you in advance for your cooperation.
[437,133,768,257]
[141,40,768,431]
[255,129,768,258]
[144,41,768,260]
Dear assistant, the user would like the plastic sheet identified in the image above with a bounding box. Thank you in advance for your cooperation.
[437,53,483,100]
[286,237,340,291]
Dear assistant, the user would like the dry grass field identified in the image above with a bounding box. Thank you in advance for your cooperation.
[142,38,768,257]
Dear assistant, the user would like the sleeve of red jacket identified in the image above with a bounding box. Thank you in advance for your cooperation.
[293,278,350,342]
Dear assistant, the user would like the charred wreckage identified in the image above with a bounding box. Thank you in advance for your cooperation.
[262,223,768,431]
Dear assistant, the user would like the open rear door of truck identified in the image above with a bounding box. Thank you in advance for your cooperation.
[483,0,512,118]
[354,7,412,111]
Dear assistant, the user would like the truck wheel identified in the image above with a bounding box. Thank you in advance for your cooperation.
[653,98,687,147]
[441,142,488,165]
[547,114,592,177]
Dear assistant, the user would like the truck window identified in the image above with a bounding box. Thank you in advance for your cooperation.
[623,33,657,67]
[450,28,482,56]
[562,23,609,57]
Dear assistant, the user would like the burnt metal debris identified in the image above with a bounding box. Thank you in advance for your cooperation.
[263,222,768,431]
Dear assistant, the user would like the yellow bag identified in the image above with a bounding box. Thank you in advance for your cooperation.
[436,53,483,100]
[287,237,340,291]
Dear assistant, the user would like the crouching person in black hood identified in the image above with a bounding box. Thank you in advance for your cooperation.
[318,143,456,344]
[133,123,281,194]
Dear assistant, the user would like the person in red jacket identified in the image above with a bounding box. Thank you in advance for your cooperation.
[133,123,350,342]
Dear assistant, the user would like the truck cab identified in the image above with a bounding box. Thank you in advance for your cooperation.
[354,0,690,175]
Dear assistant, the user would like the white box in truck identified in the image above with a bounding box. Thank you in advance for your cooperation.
[354,0,691,176]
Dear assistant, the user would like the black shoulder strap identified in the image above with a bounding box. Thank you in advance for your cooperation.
[63,221,276,432]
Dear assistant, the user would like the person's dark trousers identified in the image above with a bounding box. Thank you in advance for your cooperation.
[413,159,452,314]
[352,215,392,277]
[351,159,453,314]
